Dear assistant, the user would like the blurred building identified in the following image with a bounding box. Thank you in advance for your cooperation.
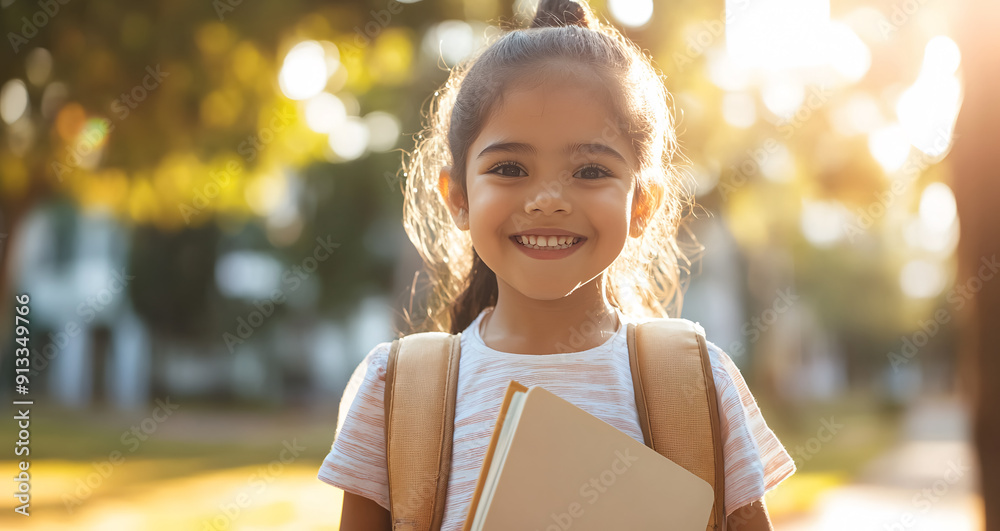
[6,200,400,410]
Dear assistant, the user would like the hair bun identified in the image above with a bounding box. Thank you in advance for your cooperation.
[529,0,595,29]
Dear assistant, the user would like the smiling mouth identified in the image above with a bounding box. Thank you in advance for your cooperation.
[511,235,585,250]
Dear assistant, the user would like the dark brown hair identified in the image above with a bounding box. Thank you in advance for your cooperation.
[398,0,697,335]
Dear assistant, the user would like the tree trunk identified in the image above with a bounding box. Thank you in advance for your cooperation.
[950,2,1000,529]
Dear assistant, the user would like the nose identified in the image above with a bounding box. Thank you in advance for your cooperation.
[524,178,571,216]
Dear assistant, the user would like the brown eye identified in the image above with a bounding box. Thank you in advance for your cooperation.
[490,162,526,177]
[576,164,612,180]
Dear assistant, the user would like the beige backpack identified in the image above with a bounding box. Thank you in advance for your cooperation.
[383,318,727,531]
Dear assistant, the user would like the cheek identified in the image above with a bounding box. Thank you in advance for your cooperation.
[466,187,510,242]
[587,192,632,237]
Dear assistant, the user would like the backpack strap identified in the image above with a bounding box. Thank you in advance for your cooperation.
[384,332,461,531]
[628,319,727,531]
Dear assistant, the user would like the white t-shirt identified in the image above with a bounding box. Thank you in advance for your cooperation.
[318,307,796,529]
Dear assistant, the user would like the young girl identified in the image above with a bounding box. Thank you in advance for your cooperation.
[318,0,796,529]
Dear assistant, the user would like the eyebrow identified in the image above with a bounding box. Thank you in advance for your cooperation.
[476,141,629,166]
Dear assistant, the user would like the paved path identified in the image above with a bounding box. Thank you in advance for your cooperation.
[776,395,984,530]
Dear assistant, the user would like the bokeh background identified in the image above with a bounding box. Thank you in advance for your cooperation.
[1,0,998,529]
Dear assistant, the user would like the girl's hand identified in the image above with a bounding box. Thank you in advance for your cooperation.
[339,491,391,531]
[726,498,774,531]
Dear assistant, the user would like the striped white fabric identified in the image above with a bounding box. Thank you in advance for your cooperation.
[318,307,796,527]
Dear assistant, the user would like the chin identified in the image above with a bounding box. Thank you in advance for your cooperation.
[505,278,582,300]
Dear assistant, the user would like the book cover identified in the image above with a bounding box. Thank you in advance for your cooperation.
[464,380,716,531]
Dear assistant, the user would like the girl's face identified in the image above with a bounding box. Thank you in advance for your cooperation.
[443,77,643,300]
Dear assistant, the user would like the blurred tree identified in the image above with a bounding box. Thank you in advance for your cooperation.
[0,0,977,413]
[951,1,1000,528]
[0,0,456,344]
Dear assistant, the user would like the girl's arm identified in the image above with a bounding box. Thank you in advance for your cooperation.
[726,498,774,531]
[339,491,392,531]
[338,487,773,531]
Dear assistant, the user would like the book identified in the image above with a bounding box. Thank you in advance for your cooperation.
[462,380,716,531]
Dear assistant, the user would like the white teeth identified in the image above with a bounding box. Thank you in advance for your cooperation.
[514,235,581,250]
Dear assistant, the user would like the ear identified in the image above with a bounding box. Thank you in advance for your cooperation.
[630,180,664,238]
[438,165,470,231]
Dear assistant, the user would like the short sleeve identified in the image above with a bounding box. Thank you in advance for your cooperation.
[316,342,392,511]
[707,340,796,516]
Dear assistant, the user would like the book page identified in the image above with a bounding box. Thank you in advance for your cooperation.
[469,390,526,531]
